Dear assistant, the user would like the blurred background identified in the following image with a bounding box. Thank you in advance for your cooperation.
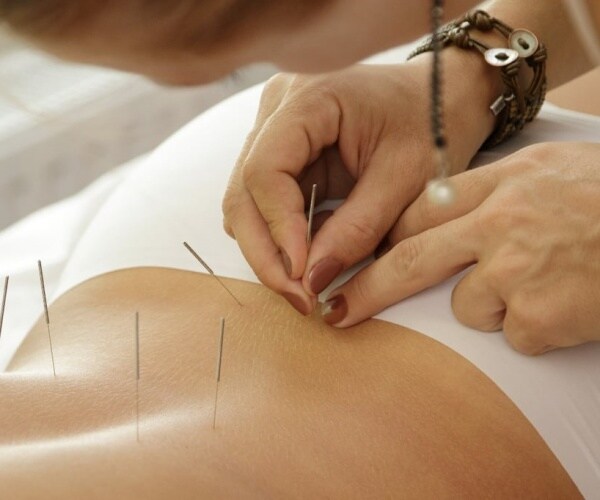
[0,27,276,230]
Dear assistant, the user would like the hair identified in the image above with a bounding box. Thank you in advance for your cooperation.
[0,0,334,50]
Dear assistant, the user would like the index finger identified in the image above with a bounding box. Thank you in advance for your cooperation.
[242,91,342,279]
[228,187,316,315]
[223,75,292,238]
[322,215,479,327]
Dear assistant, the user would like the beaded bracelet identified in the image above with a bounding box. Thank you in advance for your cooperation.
[408,10,547,149]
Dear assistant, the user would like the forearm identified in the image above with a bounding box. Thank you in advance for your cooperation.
[482,0,596,88]
[406,0,598,175]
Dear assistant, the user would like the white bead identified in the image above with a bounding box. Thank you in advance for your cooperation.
[426,178,456,206]
[509,29,539,58]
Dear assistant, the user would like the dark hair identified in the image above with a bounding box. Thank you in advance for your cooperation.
[1,0,333,49]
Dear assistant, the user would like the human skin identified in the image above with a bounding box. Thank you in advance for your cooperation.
[548,68,600,116]
[8,0,478,85]
[0,269,580,498]
[5,0,600,350]
[326,142,600,354]
[5,0,599,352]
[222,0,596,308]
[220,0,600,354]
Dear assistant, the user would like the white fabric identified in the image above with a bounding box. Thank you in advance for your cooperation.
[1,44,599,495]
[0,159,140,369]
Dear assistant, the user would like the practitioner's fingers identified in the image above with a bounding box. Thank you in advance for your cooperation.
[502,294,579,356]
[228,188,315,315]
[389,165,500,244]
[240,85,342,280]
[222,74,329,315]
[502,307,557,356]
[304,141,427,295]
[450,266,506,332]
[223,74,292,239]
[296,147,356,207]
[321,215,478,327]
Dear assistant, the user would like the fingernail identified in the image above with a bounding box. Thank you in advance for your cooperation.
[282,292,310,316]
[321,295,347,325]
[308,258,343,295]
[280,249,293,277]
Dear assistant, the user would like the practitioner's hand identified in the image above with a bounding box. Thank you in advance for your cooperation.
[323,142,600,355]
[222,56,500,314]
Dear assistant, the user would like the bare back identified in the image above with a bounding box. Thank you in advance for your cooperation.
[1,268,579,498]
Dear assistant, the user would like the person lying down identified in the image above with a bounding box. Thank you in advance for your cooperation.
[1,269,579,498]
[1,84,599,498]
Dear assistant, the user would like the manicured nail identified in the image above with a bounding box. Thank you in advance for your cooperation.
[308,258,343,295]
[321,295,347,326]
[282,292,310,316]
[280,249,293,277]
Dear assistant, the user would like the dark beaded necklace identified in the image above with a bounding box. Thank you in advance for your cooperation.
[431,0,446,150]
[427,0,457,205]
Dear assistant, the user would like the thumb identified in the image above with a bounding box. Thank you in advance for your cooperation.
[242,86,342,281]
[304,143,427,296]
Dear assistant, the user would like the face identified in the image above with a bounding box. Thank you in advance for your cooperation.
[18,0,403,86]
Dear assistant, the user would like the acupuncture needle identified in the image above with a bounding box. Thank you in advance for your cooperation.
[183,242,243,306]
[213,317,225,430]
[135,312,140,443]
[306,183,317,247]
[0,276,8,342]
[37,261,56,377]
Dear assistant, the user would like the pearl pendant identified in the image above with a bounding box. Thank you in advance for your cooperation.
[426,178,456,206]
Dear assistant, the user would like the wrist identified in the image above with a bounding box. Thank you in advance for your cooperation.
[407,46,504,175]
[444,45,505,154]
